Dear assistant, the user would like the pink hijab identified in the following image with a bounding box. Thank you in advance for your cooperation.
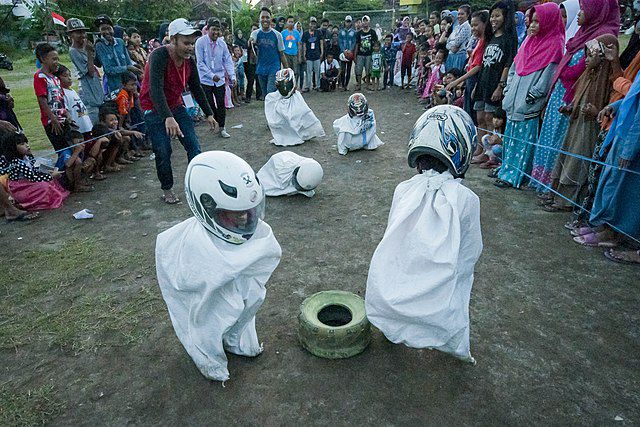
[514,3,565,76]
[549,0,620,95]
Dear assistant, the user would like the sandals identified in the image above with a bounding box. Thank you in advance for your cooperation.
[604,249,640,265]
[493,179,512,189]
[573,232,619,248]
[541,203,572,212]
[6,211,39,223]
[161,192,180,205]
[487,168,499,178]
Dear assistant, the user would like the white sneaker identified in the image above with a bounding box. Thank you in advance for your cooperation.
[220,128,231,138]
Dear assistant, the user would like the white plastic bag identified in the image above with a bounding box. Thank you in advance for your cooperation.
[332,109,384,155]
[365,171,482,362]
[265,91,325,146]
[156,217,282,381]
[257,151,316,197]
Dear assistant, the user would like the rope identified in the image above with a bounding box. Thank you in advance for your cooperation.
[46,121,146,157]
[477,127,640,177]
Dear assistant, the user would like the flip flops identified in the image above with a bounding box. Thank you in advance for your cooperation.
[573,232,618,248]
[493,179,512,189]
[604,249,640,265]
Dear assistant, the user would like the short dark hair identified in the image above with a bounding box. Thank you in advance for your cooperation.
[418,19,427,26]
[446,68,462,78]
[54,64,70,77]
[321,18,329,23]
[436,48,448,60]
[416,155,449,174]
[35,43,56,62]
[260,7,272,16]
[0,131,28,162]
[127,27,139,36]
[278,16,286,22]
[207,17,221,28]
[385,33,393,39]
[99,101,119,122]
[493,107,507,121]
[121,71,138,85]
[430,11,438,18]
[287,15,294,21]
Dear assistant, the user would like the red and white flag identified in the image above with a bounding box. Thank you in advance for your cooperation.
[51,12,66,27]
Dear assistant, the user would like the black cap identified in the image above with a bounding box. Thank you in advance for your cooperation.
[66,18,88,33]
[94,14,113,28]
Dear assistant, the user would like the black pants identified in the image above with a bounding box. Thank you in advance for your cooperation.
[203,84,226,129]
[340,60,352,88]
[384,63,395,88]
[244,62,262,100]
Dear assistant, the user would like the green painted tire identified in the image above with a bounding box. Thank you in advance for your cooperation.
[298,290,371,359]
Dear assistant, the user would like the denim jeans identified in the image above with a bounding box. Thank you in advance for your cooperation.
[257,72,277,95]
[305,59,320,89]
[144,106,201,190]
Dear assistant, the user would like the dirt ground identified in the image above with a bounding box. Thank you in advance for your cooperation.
[1,88,638,425]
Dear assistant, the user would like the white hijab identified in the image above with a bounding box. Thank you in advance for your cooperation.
[561,0,580,42]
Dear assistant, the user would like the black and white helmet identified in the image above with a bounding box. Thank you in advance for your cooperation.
[348,93,368,118]
[407,105,477,178]
[275,68,296,98]
[185,151,265,245]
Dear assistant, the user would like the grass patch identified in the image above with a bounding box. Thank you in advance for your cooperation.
[0,237,162,353]
[0,384,66,426]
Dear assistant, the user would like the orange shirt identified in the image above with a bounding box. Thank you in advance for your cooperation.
[115,88,134,117]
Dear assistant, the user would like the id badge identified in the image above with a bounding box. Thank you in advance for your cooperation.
[182,91,195,109]
[288,41,293,49]
[310,42,315,50]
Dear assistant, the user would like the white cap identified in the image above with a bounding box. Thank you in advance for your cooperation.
[345,15,353,21]
[168,18,198,37]
[362,15,370,22]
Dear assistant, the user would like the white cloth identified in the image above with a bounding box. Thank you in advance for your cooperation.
[63,87,93,133]
[156,217,282,381]
[365,171,483,363]
[265,91,325,146]
[257,151,316,197]
[332,109,384,155]
[320,59,340,74]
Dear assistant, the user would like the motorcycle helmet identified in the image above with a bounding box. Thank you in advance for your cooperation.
[275,68,296,98]
[185,151,265,244]
[407,105,476,178]
[348,93,368,118]
[292,159,324,191]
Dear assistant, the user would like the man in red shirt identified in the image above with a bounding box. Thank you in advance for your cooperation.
[140,18,217,205]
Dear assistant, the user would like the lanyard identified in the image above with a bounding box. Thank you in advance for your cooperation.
[174,59,188,90]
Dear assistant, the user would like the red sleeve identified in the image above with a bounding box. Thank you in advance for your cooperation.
[33,73,47,98]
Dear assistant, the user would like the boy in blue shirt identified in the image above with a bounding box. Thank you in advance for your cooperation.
[249,7,287,96]
[281,16,301,72]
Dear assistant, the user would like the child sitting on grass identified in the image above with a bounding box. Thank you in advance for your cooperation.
[114,72,145,160]
[92,102,144,173]
[1,132,69,211]
[481,107,506,172]
[432,68,462,106]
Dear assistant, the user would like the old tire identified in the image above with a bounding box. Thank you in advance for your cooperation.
[298,290,371,359]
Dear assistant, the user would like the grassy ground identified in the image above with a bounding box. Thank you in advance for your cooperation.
[2,53,73,152]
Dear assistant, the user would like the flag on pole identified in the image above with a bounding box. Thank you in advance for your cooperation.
[51,12,66,27]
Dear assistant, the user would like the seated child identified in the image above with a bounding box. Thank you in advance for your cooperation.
[320,52,341,92]
[265,68,325,146]
[56,64,100,185]
[332,93,384,155]
[2,132,69,211]
[114,72,145,160]
[432,68,462,106]
[92,102,144,173]
[370,42,383,91]
[156,151,282,382]
[257,151,324,198]
[421,49,447,105]
[480,107,505,169]
[365,105,482,363]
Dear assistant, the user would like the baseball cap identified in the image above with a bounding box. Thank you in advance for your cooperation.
[66,18,88,33]
[309,16,317,22]
[345,15,352,22]
[168,18,198,37]
[362,15,370,22]
[94,14,113,28]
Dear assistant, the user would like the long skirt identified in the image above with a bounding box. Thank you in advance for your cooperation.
[530,81,570,192]
[497,118,539,188]
[9,179,69,211]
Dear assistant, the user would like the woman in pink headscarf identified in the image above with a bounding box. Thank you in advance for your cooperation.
[530,0,619,197]
[494,2,565,188]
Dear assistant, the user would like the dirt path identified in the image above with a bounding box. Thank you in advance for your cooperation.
[1,88,638,425]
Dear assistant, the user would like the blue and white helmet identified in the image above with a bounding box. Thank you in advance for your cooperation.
[407,105,477,178]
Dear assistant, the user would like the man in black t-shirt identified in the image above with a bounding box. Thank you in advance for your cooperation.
[354,15,378,91]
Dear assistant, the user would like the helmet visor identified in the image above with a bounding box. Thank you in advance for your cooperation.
[211,198,265,236]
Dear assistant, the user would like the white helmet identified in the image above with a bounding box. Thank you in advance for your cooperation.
[407,105,476,178]
[275,68,296,98]
[293,159,323,191]
[185,151,265,245]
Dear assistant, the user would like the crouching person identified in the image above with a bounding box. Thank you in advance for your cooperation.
[257,151,323,197]
[265,68,325,146]
[365,105,482,363]
[155,151,282,382]
[332,93,383,155]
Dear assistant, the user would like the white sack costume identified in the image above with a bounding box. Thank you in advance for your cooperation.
[257,151,319,197]
[332,109,384,155]
[264,91,325,146]
[365,170,482,362]
[156,217,281,381]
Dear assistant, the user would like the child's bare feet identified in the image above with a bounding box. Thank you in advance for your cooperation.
[104,165,122,173]
[91,172,106,180]
[116,157,133,165]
